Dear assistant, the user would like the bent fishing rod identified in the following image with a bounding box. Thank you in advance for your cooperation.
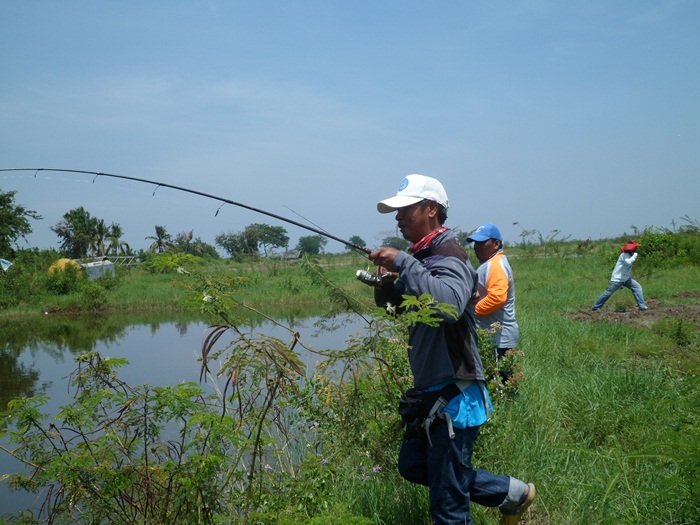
[0,167,371,256]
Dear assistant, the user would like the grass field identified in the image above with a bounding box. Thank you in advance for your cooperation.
[469,255,700,524]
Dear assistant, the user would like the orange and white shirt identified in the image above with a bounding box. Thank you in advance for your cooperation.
[474,250,519,349]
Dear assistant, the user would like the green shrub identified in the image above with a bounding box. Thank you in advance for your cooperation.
[639,228,680,268]
[652,317,697,347]
[78,279,109,312]
[0,266,27,308]
[638,226,700,268]
[0,249,61,308]
[141,252,204,274]
[477,326,523,401]
[44,262,82,295]
[679,232,700,265]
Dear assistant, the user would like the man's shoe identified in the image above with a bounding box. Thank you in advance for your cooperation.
[499,483,536,525]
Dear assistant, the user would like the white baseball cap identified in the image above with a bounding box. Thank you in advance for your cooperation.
[377,174,449,214]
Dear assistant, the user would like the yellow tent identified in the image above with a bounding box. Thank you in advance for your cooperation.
[48,258,82,275]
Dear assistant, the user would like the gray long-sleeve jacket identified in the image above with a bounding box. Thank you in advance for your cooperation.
[374,230,484,390]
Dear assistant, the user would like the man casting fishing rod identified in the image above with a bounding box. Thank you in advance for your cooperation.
[363,174,535,525]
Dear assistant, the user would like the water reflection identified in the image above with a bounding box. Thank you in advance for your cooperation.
[0,311,203,411]
[0,352,41,411]
[0,310,364,517]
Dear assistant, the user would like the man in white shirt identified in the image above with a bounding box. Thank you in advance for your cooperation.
[592,240,648,311]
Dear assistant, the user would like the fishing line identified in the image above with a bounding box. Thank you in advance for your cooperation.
[0,167,371,256]
[283,205,329,234]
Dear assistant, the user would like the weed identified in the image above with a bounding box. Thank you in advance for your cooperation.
[477,325,523,401]
[652,317,697,347]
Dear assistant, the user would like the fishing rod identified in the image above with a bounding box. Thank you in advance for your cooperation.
[0,167,371,256]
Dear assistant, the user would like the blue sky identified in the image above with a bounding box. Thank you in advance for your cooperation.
[1,1,698,254]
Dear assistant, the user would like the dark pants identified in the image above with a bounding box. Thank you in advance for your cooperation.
[398,420,512,524]
[496,348,514,382]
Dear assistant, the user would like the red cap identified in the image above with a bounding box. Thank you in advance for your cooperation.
[621,240,640,252]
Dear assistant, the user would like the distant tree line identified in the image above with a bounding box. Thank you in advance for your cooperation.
[49,207,220,260]
[3,188,700,269]
[0,189,371,260]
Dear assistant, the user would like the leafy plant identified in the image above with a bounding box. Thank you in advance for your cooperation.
[638,228,681,269]
[44,261,82,295]
[0,189,42,259]
[140,252,203,274]
[0,249,63,309]
[0,353,226,524]
[652,317,697,348]
[476,325,524,402]
[77,279,109,312]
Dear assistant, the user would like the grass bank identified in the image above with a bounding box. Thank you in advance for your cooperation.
[0,252,371,317]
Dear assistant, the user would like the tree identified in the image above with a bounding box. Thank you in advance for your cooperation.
[51,207,101,259]
[0,189,42,258]
[346,235,367,252]
[173,229,194,253]
[173,230,219,258]
[381,235,409,251]
[248,223,289,256]
[296,235,327,255]
[454,230,472,248]
[216,231,255,258]
[215,223,289,258]
[106,223,131,256]
[146,225,173,253]
[91,219,109,257]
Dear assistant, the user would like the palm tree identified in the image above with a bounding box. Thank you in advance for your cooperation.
[174,229,194,253]
[91,219,109,257]
[146,225,172,253]
[106,223,131,255]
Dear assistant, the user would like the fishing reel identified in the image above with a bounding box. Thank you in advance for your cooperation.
[356,269,382,286]
[356,269,398,287]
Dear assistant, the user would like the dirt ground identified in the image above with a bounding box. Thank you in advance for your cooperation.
[569,290,700,331]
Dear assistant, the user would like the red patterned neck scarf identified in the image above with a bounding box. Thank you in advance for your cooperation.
[408,227,449,253]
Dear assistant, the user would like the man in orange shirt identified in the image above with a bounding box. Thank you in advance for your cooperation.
[467,223,519,367]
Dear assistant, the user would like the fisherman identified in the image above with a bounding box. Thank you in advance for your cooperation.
[366,174,535,524]
[467,223,520,381]
[592,239,648,311]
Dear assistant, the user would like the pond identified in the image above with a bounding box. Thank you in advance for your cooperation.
[0,310,366,518]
